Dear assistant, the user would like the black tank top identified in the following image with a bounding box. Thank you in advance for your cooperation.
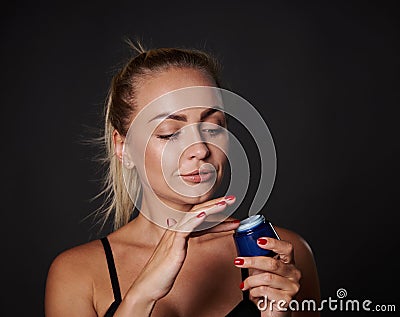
[101,237,260,317]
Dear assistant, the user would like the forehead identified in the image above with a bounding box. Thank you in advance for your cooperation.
[130,69,223,125]
[133,88,224,126]
[135,67,216,111]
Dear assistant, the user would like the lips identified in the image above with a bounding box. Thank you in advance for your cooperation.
[180,169,216,183]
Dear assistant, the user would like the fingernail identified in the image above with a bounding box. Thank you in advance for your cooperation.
[227,219,240,224]
[234,258,244,265]
[239,281,244,289]
[225,195,235,201]
[166,218,177,227]
[197,211,206,218]
[257,238,268,245]
[215,201,226,206]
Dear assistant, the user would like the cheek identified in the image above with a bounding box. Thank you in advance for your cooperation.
[209,143,228,165]
[144,139,180,178]
[144,141,162,173]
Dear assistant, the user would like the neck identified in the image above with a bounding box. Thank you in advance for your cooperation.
[125,190,196,245]
[141,189,195,222]
[129,212,167,244]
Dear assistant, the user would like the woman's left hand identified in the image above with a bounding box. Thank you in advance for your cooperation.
[234,237,302,317]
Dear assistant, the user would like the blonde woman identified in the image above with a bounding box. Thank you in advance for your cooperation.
[45,43,320,317]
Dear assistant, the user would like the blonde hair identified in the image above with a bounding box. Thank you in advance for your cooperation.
[96,40,222,231]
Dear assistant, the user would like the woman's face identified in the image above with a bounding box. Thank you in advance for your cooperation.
[124,68,228,209]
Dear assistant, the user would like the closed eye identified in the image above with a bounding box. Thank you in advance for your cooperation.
[201,127,223,137]
[156,131,181,141]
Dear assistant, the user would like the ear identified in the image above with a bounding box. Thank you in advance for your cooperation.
[113,129,135,169]
[113,129,124,163]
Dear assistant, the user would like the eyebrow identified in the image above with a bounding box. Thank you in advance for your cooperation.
[148,107,223,123]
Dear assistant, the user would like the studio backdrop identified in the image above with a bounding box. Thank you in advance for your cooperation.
[2,1,399,316]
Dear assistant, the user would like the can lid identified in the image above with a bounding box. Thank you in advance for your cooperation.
[237,214,265,232]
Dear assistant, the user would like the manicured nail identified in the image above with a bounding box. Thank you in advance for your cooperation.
[166,218,177,227]
[225,195,235,201]
[258,238,268,245]
[197,211,206,218]
[239,281,244,289]
[215,201,227,206]
[227,219,240,224]
[234,258,244,265]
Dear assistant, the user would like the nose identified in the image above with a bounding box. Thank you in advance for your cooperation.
[185,141,210,160]
[181,124,211,160]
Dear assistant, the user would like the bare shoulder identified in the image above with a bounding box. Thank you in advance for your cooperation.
[275,226,321,304]
[45,240,104,316]
[47,239,104,280]
[275,226,315,257]
[274,226,318,273]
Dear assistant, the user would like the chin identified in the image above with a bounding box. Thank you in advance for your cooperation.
[148,179,222,209]
[181,191,215,204]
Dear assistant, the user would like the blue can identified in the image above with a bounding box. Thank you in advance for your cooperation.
[234,215,280,257]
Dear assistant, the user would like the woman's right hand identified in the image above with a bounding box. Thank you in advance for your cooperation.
[125,195,239,307]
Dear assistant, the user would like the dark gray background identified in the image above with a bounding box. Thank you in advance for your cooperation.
[2,1,399,316]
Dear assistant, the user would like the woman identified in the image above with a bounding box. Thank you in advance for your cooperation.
[45,43,320,316]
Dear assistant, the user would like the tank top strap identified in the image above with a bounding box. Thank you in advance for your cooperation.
[101,237,122,302]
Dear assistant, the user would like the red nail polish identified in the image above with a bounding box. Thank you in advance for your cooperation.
[197,211,206,218]
[215,201,226,206]
[167,218,175,227]
[233,219,241,224]
[257,238,268,245]
[239,282,244,289]
[234,258,244,265]
[225,195,235,201]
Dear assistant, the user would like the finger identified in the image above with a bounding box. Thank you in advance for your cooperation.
[233,256,298,279]
[190,195,236,211]
[166,212,238,230]
[241,272,300,294]
[257,237,294,264]
[176,201,229,233]
[190,219,240,237]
